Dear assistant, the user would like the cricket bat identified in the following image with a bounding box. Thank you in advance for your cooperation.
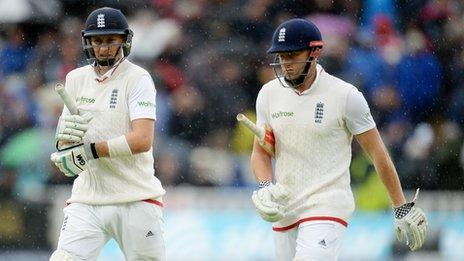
[236,113,264,140]
[55,83,79,115]
[236,113,275,157]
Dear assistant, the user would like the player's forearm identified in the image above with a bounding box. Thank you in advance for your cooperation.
[125,131,153,153]
[95,141,110,157]
[251,139,273,182]
[356,129,406,207]
[370,145,406,207]
[94,132,153,157]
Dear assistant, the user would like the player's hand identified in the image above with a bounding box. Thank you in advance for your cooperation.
[252,182,289,222]
[50,144,93,177]
[259,124,275,157]
[394,189,428,251]
[56,113,93,144]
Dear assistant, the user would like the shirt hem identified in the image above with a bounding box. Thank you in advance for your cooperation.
[272,216,348,232]
[66,198,164,206]
[142,198,164,207]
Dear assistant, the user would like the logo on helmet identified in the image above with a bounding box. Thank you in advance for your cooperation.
[97,14,105,28]
[278,28,286,42]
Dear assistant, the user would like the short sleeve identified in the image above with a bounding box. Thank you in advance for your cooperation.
[60,74,74,116]
[345,88,376,135]
[128,75,157,121]
[255,87,269,128]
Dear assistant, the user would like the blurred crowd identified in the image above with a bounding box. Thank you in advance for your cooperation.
[1,0,464,249]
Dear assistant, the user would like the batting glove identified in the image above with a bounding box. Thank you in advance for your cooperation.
[252,182,289,222]
[50,143,97,177]
[394,189,428,251]
[56,113,93,145]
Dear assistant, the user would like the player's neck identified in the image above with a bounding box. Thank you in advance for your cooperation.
[94,54,124,76]
[96,66,111,76]
[295,66,317,93]
[94,57,124,76]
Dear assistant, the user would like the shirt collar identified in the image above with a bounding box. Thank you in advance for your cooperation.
[293,64,323,96]
[93,58,125,83]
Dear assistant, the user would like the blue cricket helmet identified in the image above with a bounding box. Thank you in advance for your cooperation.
[81,7,133,61]
[267,18,323,54]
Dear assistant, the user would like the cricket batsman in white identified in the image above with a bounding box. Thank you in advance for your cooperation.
[49,7,165,261]
[249,18,428,260]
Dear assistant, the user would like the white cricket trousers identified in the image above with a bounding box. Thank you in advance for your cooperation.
[54,201,165,261]
[274,221,346,261]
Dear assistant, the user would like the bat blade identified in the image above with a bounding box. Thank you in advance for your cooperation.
[55,83,78,115]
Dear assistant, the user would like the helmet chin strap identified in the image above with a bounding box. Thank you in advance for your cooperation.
[284,59,314,88]
[95,45,123,68]
[284,62,310,87]
[96,58,117,66]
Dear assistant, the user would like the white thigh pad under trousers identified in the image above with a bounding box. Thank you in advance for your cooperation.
[52,201,165,261]
[274,221,346,261]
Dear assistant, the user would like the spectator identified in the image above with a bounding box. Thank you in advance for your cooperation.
[394,28,442,123]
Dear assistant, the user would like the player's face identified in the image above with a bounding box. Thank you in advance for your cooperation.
[277,50,310,80]
[90,34,124,61]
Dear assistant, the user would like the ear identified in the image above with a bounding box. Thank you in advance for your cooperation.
[308,40,323,59]
[310,46,323,59]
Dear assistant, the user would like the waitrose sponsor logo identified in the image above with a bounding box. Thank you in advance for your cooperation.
[138,101,156,107]
[76,96,95,104]
[271,111,294,119]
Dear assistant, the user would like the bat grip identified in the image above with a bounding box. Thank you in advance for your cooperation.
[236,113,264,140]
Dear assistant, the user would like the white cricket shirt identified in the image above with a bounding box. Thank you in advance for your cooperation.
[61,60,165,204]
[256,64,376,230]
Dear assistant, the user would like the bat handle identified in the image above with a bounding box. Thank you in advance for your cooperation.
[55,83,79,115]
[236,113,265,140]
